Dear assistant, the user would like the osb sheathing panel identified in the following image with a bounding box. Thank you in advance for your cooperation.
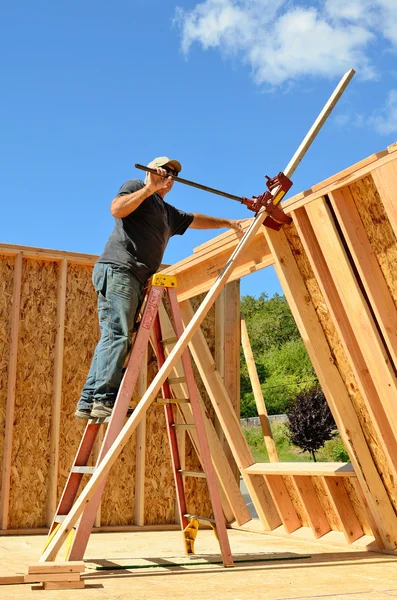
[283,220,397,523]
[0,256,15,503]
[311,477,341,532]
[8,260,58,528]
[343,477,373,536]
[349,175,397,308]
[281,476,308,528]
[58,264,97,505]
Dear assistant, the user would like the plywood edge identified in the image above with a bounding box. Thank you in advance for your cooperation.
[282,149,397,214]
[244,463,355,477]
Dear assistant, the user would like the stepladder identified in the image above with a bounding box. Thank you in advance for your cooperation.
[42,274,234,567]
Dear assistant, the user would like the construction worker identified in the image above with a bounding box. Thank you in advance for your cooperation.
[75,156,246,419]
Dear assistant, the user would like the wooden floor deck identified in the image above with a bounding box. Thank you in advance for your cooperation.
[1,523,397,598]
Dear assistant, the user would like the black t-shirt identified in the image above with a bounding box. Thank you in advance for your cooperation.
[97,179,194,283]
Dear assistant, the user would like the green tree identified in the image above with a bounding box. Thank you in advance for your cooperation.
[240,293,317,417]
[286,386,336,461]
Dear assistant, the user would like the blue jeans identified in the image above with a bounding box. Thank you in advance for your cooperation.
[77,263,145,409]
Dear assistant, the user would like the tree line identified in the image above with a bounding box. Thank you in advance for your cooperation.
[240,292,317,417]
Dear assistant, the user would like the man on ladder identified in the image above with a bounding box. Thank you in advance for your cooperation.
[74,156,245,420]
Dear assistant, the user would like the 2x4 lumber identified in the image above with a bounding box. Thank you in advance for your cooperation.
[283,151,397,215]
[291,476,331,538]
[305,198,397,438]
[47,258,68,526]
[44,580,85,590]
[0,575,26,585]
[371,161,397,242]
[0,252,22,530]
[329,186,397,371]
[39,71,351,561]
[158,302,249,526]
[25,572,81,583]
[161,230,274,302]
[223,281,240,478]
[322,477,364,543]
[244,463,355,476]
[240,319,278,462]
[134,350,148,527]
[0,242,96,265]
[179,300,281,531]
[264,225,397,549]
[214,289,226,449]
[292,207,397,479]
[264,476,301,534]
[311,151,389,193]
[28,561,85,574]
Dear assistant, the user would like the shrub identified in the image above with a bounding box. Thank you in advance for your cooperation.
[286,386,336,461]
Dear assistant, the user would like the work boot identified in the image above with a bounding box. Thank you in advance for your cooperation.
[74,408,93,419]
[90,400,114,419]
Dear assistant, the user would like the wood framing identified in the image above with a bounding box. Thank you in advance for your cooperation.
[3,136,397,558]
[0,246,240,533]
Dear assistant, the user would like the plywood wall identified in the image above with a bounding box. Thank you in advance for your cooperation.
[0,247,234,531]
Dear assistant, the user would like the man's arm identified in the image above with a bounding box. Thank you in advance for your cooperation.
[190,213,248,233]
[111,168,173,218]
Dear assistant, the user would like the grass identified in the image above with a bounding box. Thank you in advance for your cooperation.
[242,422,350,463]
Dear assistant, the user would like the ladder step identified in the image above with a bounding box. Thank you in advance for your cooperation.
[71,466,96,474]
[179,470,207,478]
[167,377,186,385]
[184,513,216,524]
[173,424,195,430]
[161,336,178,345]
[53,515,67,523]
[155,398,190,405]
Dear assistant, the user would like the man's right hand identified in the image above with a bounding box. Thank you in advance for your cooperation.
[146,167,174,195]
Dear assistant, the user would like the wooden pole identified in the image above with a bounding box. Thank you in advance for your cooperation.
[47,259,67,526]
[134,349,148,526]
[0,253,23,530]
[240,318,279,462]
[40,70,354,561]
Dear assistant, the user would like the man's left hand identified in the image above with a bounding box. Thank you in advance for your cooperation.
[228,219,250,233]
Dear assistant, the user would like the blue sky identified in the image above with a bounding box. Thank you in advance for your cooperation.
[1,0,397,298]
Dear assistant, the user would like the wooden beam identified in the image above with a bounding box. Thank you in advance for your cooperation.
[223,281,240,479]
[161,226,274,301]
[371,161,397,242]
[240,318,278,462]
[0,243,97,265]
[292,207,397,483]
[329,186,397,370]
[134,348,148,527]
[0,252,22,530]
[283,151,397,215]
[292,476,331,538]
[305,199,397,438]
[322,477,364,543]
[179,300,281,531]
[244,463,355,477]
[284,69,355,178]
[264,476,301,534]
[47,259,67,526]
[214,288,226,449]
[263,225,397,549]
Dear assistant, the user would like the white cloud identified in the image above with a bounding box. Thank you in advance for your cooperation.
[370,89,397,134]
[174,0,397,86]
